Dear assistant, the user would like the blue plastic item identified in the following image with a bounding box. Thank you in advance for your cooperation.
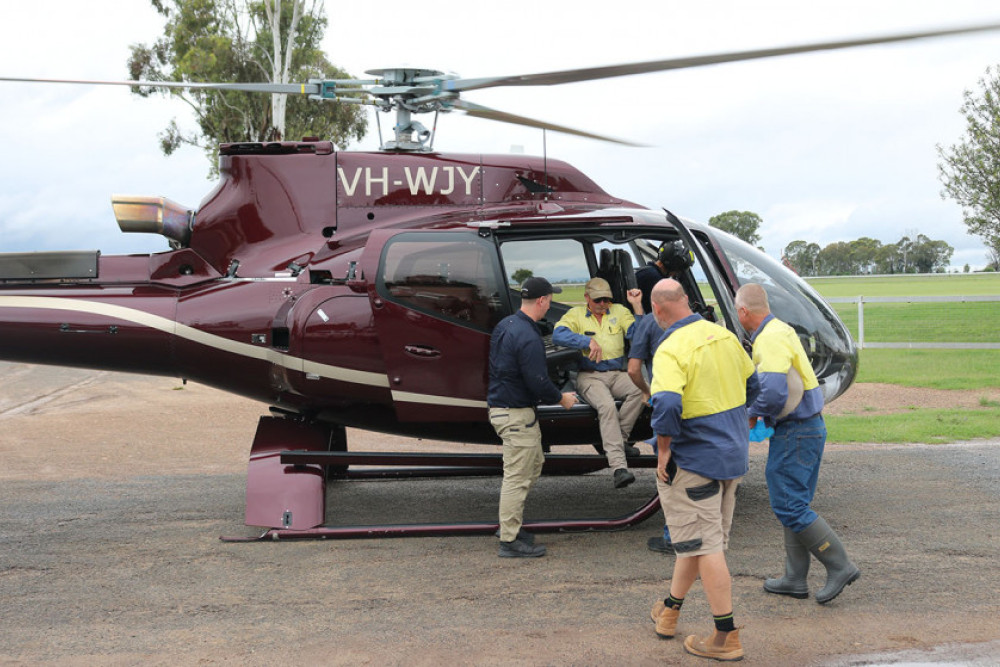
[749,418,775,442]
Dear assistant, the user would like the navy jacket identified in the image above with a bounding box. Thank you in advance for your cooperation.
[487,311,562,408]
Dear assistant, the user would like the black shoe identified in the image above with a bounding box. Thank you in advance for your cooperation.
[613,468,636,489]
[498,538,546,558]
[647,536,675,554]
[624,444,641,458]
[493,528,535,545]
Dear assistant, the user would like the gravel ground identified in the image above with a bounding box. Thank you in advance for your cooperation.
[1,363,998,666]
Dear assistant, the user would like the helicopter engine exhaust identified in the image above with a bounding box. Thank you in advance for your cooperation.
[111,195,193,248]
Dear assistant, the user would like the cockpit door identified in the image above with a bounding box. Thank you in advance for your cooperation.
[663,209,741,334]
[362,229,509,422]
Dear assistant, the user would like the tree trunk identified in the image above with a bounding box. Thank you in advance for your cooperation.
[264,0,306,140]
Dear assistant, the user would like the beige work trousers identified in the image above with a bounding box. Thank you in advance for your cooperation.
[489,407,545,543]
[576,370,644,470]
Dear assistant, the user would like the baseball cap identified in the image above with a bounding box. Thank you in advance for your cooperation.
[520,276,561,299]
[584,277,613,300]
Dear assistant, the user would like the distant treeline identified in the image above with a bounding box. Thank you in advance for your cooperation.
[783,234,953,276]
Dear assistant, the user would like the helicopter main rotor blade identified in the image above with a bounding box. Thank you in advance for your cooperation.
[0,76,323,95]
[447,21,1000,92]
[451,99,645,147]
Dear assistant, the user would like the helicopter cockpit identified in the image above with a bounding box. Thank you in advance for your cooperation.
[490,216,856,420]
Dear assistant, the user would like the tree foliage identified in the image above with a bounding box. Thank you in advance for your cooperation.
[708,210,763,247]
[937,65,1000,270]
[511,268,534,285]
[783,240,820,276]
[783,234,954,276]
[129,0,367,175]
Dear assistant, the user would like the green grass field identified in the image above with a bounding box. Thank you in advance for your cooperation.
[855,348,1000,389]
[828,347,1000,443]
[830,301,1000,343]
[806,272,1000,297]
[825,406,1000,444]
[808,274,1000,442]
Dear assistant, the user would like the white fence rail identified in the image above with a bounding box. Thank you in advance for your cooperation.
[825,295,1000,350]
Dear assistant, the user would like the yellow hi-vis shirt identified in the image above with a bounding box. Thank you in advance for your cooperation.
[751,317,819,388]
[552,304,636,371]
[650,315,758,480]
[749,315,824,422]
[651,317,755,419]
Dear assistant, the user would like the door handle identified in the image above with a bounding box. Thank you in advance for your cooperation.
[404,344,442,359]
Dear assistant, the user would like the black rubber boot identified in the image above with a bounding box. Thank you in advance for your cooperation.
[763,526,810,599]
[798,516,861,604]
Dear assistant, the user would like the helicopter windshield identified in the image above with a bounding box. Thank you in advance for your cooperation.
[711,233,858,402]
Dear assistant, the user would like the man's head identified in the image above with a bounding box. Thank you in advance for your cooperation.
[734,283,770,332]
[650,278,691,329]
[656,240,695,276]
[584,277,614,316]
[520,276,561,320]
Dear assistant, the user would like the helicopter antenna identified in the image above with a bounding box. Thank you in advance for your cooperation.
[543,129,549,199]
[374,110,384,150]
[429,110,439,152]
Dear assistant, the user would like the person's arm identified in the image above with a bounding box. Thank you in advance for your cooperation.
[517,335,563,405]
[651,390,682,484]
[626,288,644,316]
[656,434,673,483]
[551,309,590,350]
[627,357,651,403]
[748,337,791,421]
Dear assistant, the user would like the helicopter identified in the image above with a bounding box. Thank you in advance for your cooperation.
[1,21,996,539]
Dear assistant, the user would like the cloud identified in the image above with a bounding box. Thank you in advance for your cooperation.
[2,1,999,268]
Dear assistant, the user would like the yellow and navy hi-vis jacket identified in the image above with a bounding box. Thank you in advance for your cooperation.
[748,314,824,425]
[552,303,639,372]
[650,314,760,480]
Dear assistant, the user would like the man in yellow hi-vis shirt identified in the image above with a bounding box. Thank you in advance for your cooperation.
[736,283,861,604]
[646,279,759,662]
[553,277,645,488]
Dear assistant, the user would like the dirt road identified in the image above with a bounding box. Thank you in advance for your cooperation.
[1,363,998,665]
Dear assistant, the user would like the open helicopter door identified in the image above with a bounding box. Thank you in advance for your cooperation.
[663,209,741,334]
[362,229,508,422]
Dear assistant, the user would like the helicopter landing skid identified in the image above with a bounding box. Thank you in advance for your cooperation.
[221,491,661,542]
[228,416,661,542]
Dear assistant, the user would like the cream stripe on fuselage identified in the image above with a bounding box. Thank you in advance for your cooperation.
[0,296,491,408]
[0,295,388,387]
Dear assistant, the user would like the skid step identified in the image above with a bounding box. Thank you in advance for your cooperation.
[280,450,658,471]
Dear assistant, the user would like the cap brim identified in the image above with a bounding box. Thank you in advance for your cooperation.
[551,285,563,294]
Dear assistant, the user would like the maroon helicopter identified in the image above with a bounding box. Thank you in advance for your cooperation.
[1,22,994,538]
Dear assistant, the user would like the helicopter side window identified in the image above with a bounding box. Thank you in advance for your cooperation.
[498,238,589,318]
[379,236,505,331]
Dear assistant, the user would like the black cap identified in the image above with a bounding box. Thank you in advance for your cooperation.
[520,277,562,299]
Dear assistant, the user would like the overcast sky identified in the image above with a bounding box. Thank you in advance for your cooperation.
[2,1,999,268]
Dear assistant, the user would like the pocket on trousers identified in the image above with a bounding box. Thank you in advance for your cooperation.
[685,479,721,502]
[794,430,823,467]
[668,511,704,554]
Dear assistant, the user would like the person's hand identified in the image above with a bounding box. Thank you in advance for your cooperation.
[587,339,603,363]
[642,391,651,406]
[749,416,757,430]
[626,288,643,313]
[655,435,672,483]
[559,392,578,409]
[656,450,672,484]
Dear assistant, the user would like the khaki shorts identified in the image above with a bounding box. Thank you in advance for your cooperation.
[656,466,741,558]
